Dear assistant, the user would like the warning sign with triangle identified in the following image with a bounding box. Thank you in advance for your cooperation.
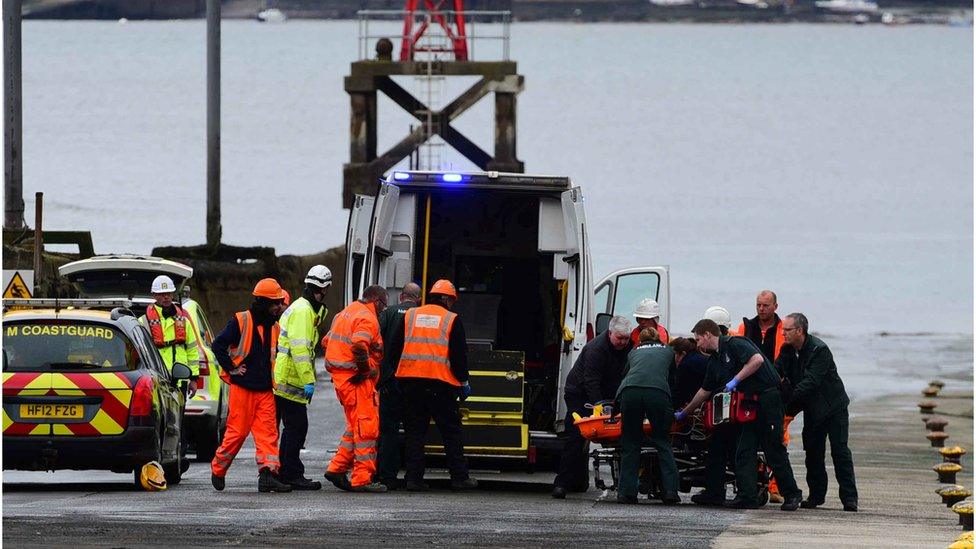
[3,272,33,299]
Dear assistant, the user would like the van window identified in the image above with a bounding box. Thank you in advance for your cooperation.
[2,321,137,372]
[594,282,610,314]
[612,272,661,318]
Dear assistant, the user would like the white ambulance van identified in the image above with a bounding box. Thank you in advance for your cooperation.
[344,170,669,463]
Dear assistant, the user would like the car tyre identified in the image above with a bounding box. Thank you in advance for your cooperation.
[164,441,184,485]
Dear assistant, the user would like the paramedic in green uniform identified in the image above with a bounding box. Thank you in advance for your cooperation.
[615,328,680,504]
[675,319,802,511]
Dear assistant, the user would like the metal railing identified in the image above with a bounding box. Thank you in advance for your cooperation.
[356,10,512,62]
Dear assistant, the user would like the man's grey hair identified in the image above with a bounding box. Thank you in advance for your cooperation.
[608,315,632,336]
[786,312,808,335]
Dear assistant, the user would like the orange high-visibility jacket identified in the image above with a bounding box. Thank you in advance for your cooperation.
[221,310,280,384]
[323,300,382,374]
[630,324,669,346]
[396,304,460,387]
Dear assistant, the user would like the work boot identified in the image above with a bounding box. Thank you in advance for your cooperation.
[287,477,323,491]
[324,470,352,492]
[451,477,479,491]
[258,468,293,493]
[661,492,681,505]
[405,480,429,492]
[351,482,388,493]
[842,500,859,512]
[724,497,760,509]
[616,494,638,504]
[551,485,567,499]
[691,491,725,506]
[780,493,802,512]
[378,478,403,491]
[800,499,824,509]
[211,473,225,492]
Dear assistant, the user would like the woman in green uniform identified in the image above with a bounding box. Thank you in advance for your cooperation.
[616,328,680,504]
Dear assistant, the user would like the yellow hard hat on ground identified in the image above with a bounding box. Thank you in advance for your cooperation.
[139,461,167,491]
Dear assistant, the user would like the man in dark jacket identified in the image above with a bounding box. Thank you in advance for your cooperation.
[551,315,633,499]
[777,313,858,512]
[209,278,295,493]
[736,290,785,361]
[374,282,421,489]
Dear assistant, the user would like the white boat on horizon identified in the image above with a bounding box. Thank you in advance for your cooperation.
[815,0,879,12]
[257,8,287,23]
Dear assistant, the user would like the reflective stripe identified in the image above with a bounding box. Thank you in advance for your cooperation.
[356,439,377,449]
[288,338,311,348]
[351,331,373,340]
[276,345,290,355]
[213,454,232,467]
[277,384,306,397]
[400,353,451,365]
[229,311,253,364]
[328,360,358,370]
[354,453,376,462]
[404,335,448,345]
[339,440,354,450]
[328,333,354,344]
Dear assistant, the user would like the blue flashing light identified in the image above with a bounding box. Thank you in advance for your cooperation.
[393,172,411,181]
[442,173,463,183]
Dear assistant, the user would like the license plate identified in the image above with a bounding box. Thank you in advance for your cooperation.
[20,404,83,419]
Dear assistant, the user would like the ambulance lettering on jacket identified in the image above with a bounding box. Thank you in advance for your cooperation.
[6,325,115,339]
[414,314,442,329]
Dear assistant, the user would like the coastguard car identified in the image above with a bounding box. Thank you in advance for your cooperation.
[2,299,191,486]
[58,255,229,461]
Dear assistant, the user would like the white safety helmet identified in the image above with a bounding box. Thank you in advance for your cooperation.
[304,265,333,289]
[633,298,661,320]
[704,306,732,330]
[151,275,177,294]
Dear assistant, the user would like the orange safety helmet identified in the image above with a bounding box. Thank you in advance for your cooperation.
[429,279,457,299]
[252,278,286,300]
[282,289,291,306]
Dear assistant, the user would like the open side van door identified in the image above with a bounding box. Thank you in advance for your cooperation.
[344,194,374,305]
[553,187,593,432]
[593,266,671,334]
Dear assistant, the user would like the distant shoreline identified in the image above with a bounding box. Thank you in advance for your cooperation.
[22,0,974,26]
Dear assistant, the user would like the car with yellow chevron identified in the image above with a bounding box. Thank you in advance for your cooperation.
[2,298,192,487]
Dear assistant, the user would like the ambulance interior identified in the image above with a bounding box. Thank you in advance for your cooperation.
[405,189,570,431]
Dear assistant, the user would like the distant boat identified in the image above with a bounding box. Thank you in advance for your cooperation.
[649,0,695,7]
[257,8,287,22]
[737,0,770,8]
[815,0,879,12]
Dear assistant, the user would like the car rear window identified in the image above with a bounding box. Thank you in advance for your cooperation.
[2,321,138,372]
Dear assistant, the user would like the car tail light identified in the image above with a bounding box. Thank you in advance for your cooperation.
[131,376,153,417]
[527,445,537,464]
[586,322,594,342]
[198,362,210,376]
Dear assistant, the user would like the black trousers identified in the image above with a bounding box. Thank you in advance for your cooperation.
[275,395,308,481]
[619,387,678,498]
[400,378,469,482]
[802,408,858,504]
[733,390,801,503]
[553,393,590,492]
[376,382,404,483]
[704,423,740,497]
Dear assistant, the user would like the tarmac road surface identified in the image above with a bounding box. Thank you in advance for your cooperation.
[3,365,972,548]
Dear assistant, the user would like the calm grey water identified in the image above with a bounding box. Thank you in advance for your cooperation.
[19,22,973,350]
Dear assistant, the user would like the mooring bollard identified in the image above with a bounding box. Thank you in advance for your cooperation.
[919,401,938,414]
[935,463,964,484]
[929,380,946,389]
[951,500,973,530]
[928,431,950,448]
[938,485,973,508]
[926,416,950,432]
[942,447,968,464]
[922,386,940,397]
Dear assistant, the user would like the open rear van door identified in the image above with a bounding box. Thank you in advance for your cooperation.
[554,187,592,431]
[345,195,374,305]
[364,183,401,290]
[593,267,671,334]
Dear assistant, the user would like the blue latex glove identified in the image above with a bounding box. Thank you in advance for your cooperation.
[303,383,315,400]
[460,382,472,402]
[724,377,740,393]
[674,410,687,422]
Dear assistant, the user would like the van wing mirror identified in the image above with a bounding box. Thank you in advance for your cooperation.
[171,362,193,381]
[595,313,612,335]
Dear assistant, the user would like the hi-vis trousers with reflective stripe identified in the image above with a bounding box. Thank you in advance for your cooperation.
[326,371,379,487]
[211,384,280,477]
